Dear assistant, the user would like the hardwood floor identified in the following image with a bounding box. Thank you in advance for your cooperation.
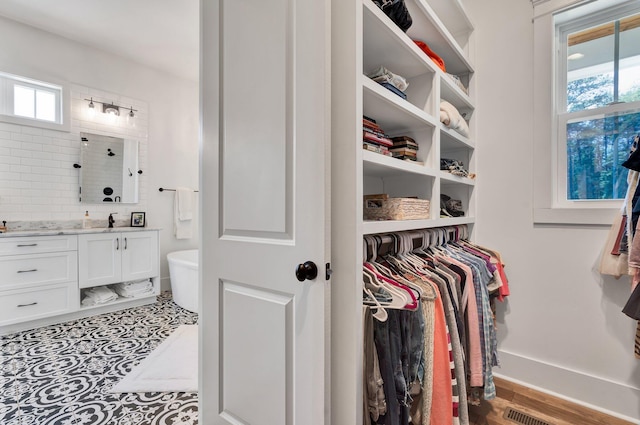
[468,377,636,425]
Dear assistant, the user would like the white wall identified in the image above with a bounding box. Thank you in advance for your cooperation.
[0,16,199,289]
[464,0,640,421]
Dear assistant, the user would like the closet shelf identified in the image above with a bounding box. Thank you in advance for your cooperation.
[440,126,474,150]
[439,171,476,186]
[425,0,474,44]
[363,77,437,133]
[404,0,475,75]
[363,150,438,178]
[440,74,474,111]
[363,216,475,235]
[363,0,439,79]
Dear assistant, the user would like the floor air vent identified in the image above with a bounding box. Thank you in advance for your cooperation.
[503,407,553,425]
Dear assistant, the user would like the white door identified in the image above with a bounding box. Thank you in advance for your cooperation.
[78,233,121,288]
[121,231,158,282]
[200,0,330,423]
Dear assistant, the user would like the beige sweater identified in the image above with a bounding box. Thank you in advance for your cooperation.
[630,219,640,269]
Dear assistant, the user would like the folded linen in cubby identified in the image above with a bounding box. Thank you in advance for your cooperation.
[440,100,470,138]
[113,279,153,298]
[81,286,118,306]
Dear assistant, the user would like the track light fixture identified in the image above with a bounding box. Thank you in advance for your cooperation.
[84,98,137,118]
[103,103,120,116]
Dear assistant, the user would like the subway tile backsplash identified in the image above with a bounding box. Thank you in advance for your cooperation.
[0,85,149,225]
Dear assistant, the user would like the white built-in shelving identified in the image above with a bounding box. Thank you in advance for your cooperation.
[360,0,476,228]
[331,0,476,422]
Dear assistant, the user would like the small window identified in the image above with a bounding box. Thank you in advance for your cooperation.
[556,4,640,206]
[0,71,64,127]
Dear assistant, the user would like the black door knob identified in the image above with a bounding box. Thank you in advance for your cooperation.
[295,261,318,282]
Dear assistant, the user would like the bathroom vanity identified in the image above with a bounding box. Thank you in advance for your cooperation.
[0,227,160,335]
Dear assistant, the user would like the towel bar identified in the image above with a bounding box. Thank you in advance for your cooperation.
[158,188,199,192]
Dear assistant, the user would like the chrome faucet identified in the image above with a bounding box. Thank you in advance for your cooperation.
[108,213,117,228]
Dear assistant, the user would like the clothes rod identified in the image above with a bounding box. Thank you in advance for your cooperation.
[158,188,199,192]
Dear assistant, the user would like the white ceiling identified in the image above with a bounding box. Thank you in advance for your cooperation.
[0,0,199,82]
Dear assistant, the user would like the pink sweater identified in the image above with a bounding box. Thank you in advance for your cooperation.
[440,257,483,387]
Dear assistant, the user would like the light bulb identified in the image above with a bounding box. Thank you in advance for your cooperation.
[127,106,136,127]
[88,98,95,118]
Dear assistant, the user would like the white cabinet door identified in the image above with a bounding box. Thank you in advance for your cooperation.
[121,231,159,282]
[78,233,121,288]
[200,0,330,423]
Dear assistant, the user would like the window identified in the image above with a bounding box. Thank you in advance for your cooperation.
[0,71,66,130]
[532,0,640,224]
[555,3,640,207]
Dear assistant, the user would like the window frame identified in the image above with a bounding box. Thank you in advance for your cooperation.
[533,0,640,225]
[0,71,70,132]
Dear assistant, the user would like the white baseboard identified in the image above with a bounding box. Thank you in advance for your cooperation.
[496,349,640,424]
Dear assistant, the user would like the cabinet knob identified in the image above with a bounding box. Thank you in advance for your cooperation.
[295,261,318,282]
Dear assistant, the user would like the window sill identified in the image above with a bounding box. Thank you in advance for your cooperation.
[533,207,619,226]
[0,114,69,133]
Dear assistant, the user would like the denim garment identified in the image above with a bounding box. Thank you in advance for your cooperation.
[379,82,408,99]
[389,310,410,424]
[373,306,425,425]
[407,303,425,387]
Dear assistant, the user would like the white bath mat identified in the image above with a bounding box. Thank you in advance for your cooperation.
[111,324,198,393]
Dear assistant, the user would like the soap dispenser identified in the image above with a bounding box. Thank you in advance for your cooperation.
[82,211,90,229]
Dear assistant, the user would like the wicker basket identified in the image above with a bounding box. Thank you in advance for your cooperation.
[364,197,431,221]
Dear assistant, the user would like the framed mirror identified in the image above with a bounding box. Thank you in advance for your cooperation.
[79,132,139,203]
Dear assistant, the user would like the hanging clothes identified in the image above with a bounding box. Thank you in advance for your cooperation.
[362,226,509,425]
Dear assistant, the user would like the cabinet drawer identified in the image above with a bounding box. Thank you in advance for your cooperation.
[0,283,76,326]
[0,235,77,255]
[0,252,78,289]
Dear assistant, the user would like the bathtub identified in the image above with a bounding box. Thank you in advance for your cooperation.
[167,249,198,313]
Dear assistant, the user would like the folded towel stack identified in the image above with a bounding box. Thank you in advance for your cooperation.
[81,286,118,306]
[113,279,154,298]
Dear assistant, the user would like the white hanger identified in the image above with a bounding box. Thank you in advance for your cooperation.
[362,263,413,309]
[363,287,388,322]
[363,265,410,309]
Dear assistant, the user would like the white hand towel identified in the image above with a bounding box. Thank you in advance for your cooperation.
[81,286,118,306]
[176,187,193,220]
[174,188,193,240]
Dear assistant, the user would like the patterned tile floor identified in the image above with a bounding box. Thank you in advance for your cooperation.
[0,292,199,425]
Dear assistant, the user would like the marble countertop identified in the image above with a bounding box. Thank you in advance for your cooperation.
[0,227,160,238]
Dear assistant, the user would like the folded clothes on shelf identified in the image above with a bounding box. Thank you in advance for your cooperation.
[414,40,446,72]
[81,285,118,306]
[440,100,470,138]
[113,279,154,298]
[367,66,409,91]
[440,194,465,218]
[441,158,473,178]
[379,82,407,99]
[447,73,469,95]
